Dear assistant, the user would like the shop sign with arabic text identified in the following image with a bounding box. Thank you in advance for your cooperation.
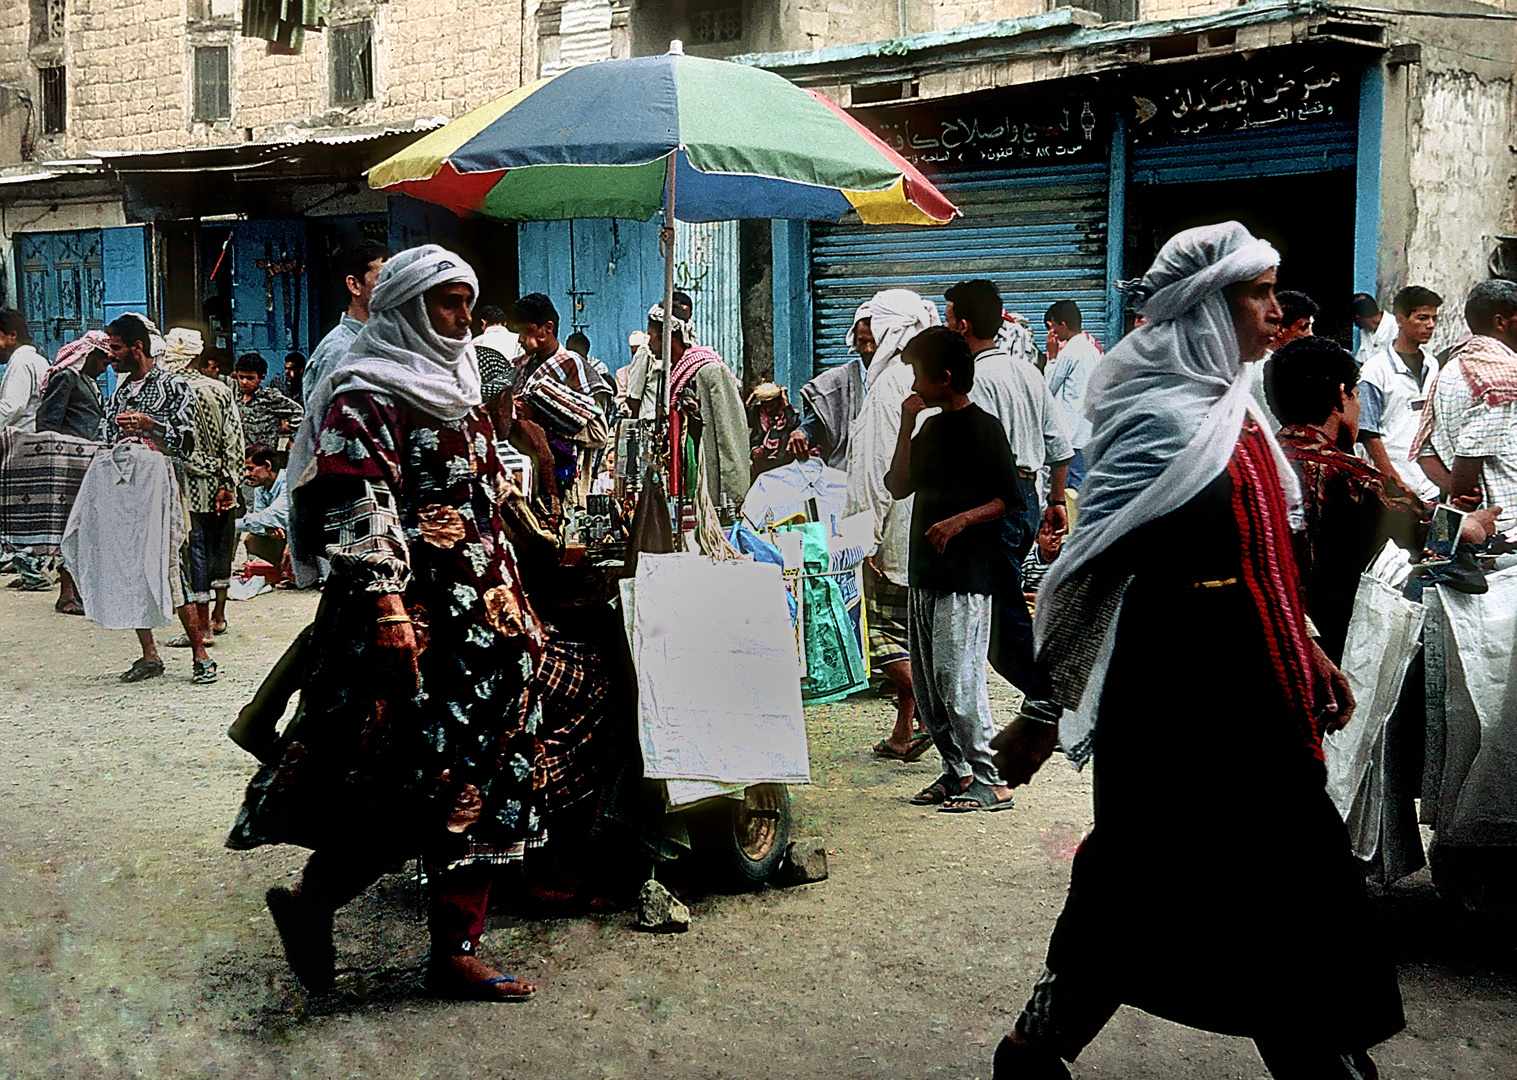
[1129,58,1353,144]
[854,94,1106,172]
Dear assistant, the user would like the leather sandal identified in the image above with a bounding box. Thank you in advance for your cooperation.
[119,658,165,682]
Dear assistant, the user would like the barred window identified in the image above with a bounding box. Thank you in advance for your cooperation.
[690,4,742,45]
[39,66,65,135]
[331,21,375,106]
[194,47,231,122]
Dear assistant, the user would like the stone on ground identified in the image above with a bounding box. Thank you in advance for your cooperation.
[776,837,829,886]
[635,878,690,933]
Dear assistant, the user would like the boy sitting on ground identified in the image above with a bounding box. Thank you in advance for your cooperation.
[1020,516,1064,618]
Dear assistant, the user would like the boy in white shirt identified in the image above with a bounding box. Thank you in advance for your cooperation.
[1358,285,1442,502]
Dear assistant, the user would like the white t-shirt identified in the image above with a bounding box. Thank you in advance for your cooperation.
[1045,331,1101,449]
[969,346,1073,473]
[0,344,49,432]
[1358,341,1440,501]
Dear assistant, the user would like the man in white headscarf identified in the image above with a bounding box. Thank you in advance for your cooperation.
[232,246,552,1003]
[844,288,940,760]
[987,224,1403,1080]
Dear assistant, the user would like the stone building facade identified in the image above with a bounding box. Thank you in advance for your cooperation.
[0,0,1513,387]
[0,0,535,164]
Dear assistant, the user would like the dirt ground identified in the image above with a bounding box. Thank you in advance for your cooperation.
[2,584,1515,1080]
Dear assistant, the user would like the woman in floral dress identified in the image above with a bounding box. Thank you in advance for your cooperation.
[228,247,548,1002]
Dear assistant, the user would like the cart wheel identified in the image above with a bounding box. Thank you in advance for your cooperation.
[695,783,790,890]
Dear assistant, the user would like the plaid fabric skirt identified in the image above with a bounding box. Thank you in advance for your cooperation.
[865,574,911,669]
[534,638,621,815]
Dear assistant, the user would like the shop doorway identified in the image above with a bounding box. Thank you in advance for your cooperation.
[1126,169,1357,344]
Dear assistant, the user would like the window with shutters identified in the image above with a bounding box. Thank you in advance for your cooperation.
[29,0,65,47]
[331,21,375,106]
[39,65,65,135]
[689,2,742,45]
[194,46,231,122]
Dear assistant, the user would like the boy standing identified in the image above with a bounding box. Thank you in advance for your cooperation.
[886,326,1023,813]
[1359,285,1442,501]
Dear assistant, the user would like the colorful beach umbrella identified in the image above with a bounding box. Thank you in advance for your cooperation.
[368,51,957,226]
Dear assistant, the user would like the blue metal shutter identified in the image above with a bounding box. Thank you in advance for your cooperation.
[1129,122,1357,185]
[809,163,1110,375]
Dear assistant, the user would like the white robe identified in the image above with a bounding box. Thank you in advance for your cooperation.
[62,442,186,629]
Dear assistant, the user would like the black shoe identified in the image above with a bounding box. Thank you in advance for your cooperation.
[993,1036,1072,1080]
[266,887,335,993]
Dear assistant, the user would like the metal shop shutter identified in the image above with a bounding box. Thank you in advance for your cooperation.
[810,163,1110,375]
[1129,122,1357,185]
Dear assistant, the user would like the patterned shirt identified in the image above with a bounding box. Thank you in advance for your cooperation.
[514,345,603,398]
[101,365,197,460]
[238,384,304,448]
[1278,423,1425,660]
[178,372,245,513]
[1424,355,1517,533]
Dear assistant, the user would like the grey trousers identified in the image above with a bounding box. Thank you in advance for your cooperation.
[908,588,996,786]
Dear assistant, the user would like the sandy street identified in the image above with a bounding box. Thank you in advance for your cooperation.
[1,584,1514,1079]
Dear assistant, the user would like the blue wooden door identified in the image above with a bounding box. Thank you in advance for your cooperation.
[230,220,313,368]
[517,217,664,376]
[16,229,104,364]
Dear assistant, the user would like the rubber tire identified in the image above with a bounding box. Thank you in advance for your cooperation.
[691,783,791,891]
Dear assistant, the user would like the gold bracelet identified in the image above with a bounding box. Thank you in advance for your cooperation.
[375,614,412,626]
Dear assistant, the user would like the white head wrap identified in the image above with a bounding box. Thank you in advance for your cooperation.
[158,328,205,373]
[287,246,481,581]
[647,303,693,345]
[1035,221,1298,755]
[853,289,941,390]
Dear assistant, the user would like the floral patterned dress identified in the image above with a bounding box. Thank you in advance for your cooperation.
[227,391,550,866]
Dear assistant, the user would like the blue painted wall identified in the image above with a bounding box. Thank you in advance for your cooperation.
[771,218,811,400]
[1353,61,1385,354]
[516,217,665,373]
[229,220,316,368]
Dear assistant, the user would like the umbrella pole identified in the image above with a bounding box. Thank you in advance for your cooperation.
[658,148,677,498]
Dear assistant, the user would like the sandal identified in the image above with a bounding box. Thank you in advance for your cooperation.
[873,732,934,762]
[54,596,85,616]
[909,773,960,806]
[266,887,335,993]
[119,658,165,683]
[193,659,219,685]
[212,619,228,635]
[940,780,1016,814]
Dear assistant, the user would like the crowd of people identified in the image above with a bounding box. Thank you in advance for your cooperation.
[4,218,1516,1076]
[754,224,1514,1079]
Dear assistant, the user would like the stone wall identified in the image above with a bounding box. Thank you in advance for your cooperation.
[0,0,537,162]
[1402,66,1517,347]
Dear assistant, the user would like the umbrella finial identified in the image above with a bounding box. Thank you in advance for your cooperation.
[667,39,684,55]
